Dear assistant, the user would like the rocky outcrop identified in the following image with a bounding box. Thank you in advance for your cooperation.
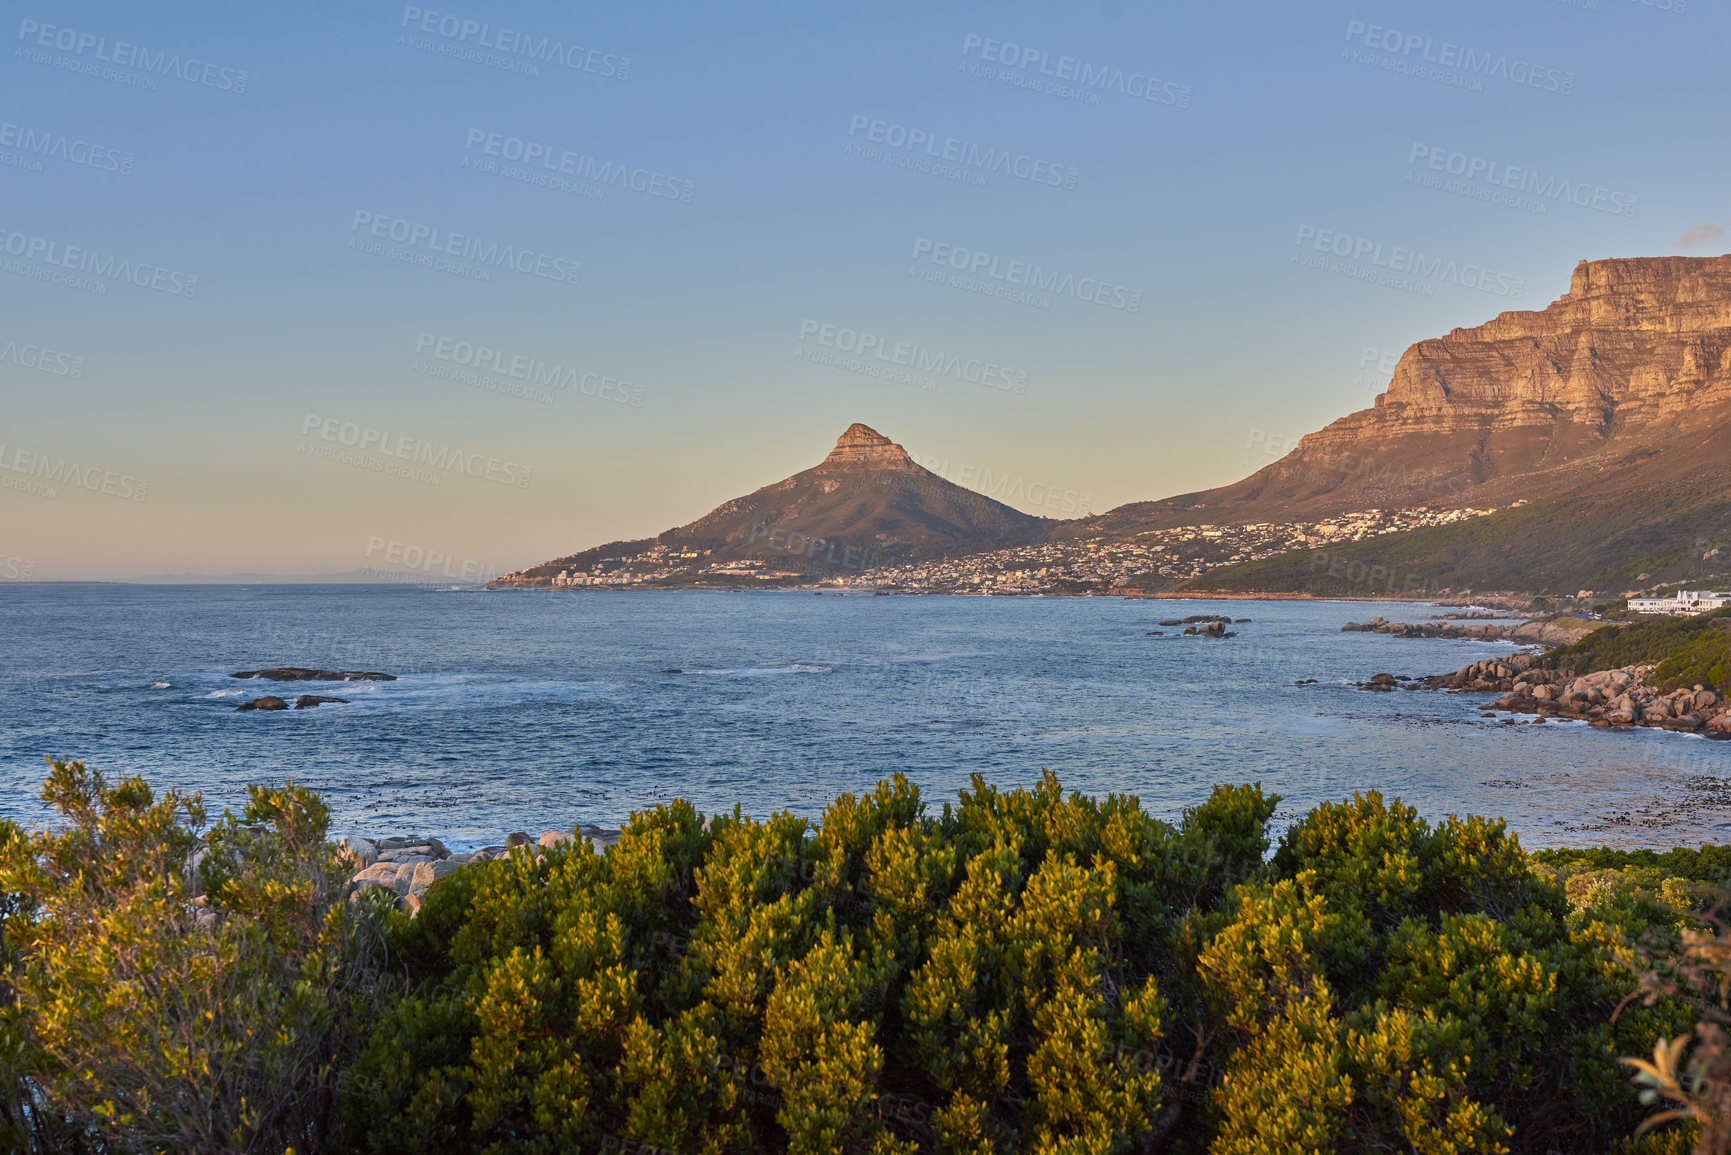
[233,668,396,682]
[813,422,924,473]
[1402,653,1731,736]
[294,695,349,709]
[1342,616,1599,646]
[236,696,288,712]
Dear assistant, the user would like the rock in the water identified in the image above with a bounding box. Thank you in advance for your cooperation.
[236,696,288,711]
[232,668,397,682]
[294,694,350,709]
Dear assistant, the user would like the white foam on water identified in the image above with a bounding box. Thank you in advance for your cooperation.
[688,664,832,676]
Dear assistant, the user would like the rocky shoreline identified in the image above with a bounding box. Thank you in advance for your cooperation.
[1342,615,1598,647]
[1370,653,1731,737]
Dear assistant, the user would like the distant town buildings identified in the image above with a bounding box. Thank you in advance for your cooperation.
[497,504,1503,594]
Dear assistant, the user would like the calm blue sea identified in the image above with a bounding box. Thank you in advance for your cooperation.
[2,584,1729,850]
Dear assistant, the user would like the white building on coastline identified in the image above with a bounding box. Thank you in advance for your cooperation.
[1627,590,1731,616]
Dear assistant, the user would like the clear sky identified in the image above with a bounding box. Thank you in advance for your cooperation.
[2,0,1725,580]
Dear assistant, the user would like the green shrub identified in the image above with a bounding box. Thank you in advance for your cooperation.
[1,761,1715,1153]
[0,758,389,1154]
[340,778,1697,1154]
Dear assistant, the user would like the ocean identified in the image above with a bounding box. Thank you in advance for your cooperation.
[3,583,1728,850]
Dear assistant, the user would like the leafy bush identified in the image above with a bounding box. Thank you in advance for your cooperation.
[0,758,390,1154]
[343,777,1697,1154]
[2,761,1718,1153]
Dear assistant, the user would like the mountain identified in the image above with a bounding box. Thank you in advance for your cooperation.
[490,424,1054,586]
[1083,254,1731,595]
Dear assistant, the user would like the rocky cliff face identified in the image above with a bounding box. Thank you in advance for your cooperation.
[1079,253,1731,540]
[1307,254,1731,450]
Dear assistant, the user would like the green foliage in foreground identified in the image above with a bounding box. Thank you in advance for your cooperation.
[343,775,1695,1155]
[1,762,1721,1154]
[1546,609,1731,692]
[0,759,391,1155]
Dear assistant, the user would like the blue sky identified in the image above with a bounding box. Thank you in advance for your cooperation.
[2,0,1724,578]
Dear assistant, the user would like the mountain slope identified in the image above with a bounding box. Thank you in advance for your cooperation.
[491,424,1054,585]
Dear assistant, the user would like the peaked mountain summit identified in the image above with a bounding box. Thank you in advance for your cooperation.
[490,424,1052,586]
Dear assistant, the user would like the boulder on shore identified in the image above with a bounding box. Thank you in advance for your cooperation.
[338,822,623,915]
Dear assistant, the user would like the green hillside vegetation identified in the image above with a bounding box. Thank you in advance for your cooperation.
[1543,610,1731,692]
[5,760,1730,1154]
[1185,491,1731,597]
